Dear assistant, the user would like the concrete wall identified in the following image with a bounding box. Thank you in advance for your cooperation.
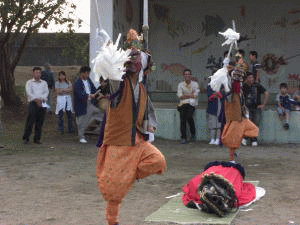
[16,33,89,66]
[155,108,300,143]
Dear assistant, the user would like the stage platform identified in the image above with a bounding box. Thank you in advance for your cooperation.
[153,102,300,144]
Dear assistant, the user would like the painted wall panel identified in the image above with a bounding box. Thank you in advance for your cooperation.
[148,1,300,97]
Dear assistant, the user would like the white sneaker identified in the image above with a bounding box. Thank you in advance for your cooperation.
[241,138,247,146]
[251,141,258,147]
[79,138,87,144]
[214,139,220,145]
[209,139,215,144]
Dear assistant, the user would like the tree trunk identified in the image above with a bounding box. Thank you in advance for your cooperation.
[0,48,22,107]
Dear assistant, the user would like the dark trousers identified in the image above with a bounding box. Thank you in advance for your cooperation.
[58,109,73,133]
[23,101,46,142]
[178,104,196,139]
[247,107,262,142]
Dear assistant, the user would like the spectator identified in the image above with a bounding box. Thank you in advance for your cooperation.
[206,84,225,145]
[22,67,49,144]
[276,83,292,130]
[55,71,74,134]
[242,72,269,146]
[248,51,261,83]
[97,76,110,96]
[95,77,111,112]
[293,84,300,111]
[41,63,55,113]
[73,66,103,143]
[177,69,200,144]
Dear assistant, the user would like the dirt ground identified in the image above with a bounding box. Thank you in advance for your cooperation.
[0,108,300,225]
[0,66,299,225]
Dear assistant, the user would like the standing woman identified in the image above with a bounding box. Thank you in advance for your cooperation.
[55,71,74,134]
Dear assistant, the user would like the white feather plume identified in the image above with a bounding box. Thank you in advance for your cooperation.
[209,67,230,92]
[218,28,240,47]
[209,21,240,92]
[92,32,131,81]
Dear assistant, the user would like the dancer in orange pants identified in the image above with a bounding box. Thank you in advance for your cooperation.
[221,69,259,162]
[96,47,166,225]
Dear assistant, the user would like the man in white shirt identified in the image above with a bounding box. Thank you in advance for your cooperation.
[23,67,49,144]
[177,69,200,144]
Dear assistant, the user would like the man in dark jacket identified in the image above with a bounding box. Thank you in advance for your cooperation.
[41,63,55,113]
[73,66,103,143]
[242,72,269,146]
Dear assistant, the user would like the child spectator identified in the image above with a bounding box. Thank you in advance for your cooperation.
[276,83,292,130]
[206,84,225,145]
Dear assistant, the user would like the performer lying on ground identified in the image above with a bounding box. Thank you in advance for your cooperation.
[96,48,167,225]
[182,161,265,217]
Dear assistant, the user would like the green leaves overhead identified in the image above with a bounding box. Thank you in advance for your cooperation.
[0,0,76,34]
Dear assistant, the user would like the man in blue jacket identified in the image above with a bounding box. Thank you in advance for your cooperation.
[74,66,103,143]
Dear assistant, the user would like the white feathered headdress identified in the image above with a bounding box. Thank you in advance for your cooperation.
[209,21,240,92]
[92,29,131,81]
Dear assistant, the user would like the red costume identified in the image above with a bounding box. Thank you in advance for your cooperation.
[182,162,256,208]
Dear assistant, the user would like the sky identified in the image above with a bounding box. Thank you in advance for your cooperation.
[39,0,90,33]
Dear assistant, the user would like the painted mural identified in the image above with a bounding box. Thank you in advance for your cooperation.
[201,15,226,37]
[112,0,140,42]
[152,4,185,39]
[146,0,300,95]
[287,73,300,94]
[161,63,187,76]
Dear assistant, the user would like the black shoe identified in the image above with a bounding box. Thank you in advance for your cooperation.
[34,140,42,144]
[23,139,29,144]
[283,123,289,130]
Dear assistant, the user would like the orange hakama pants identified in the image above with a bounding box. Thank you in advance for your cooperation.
[96,136,166,225]
[222,118,259,149]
